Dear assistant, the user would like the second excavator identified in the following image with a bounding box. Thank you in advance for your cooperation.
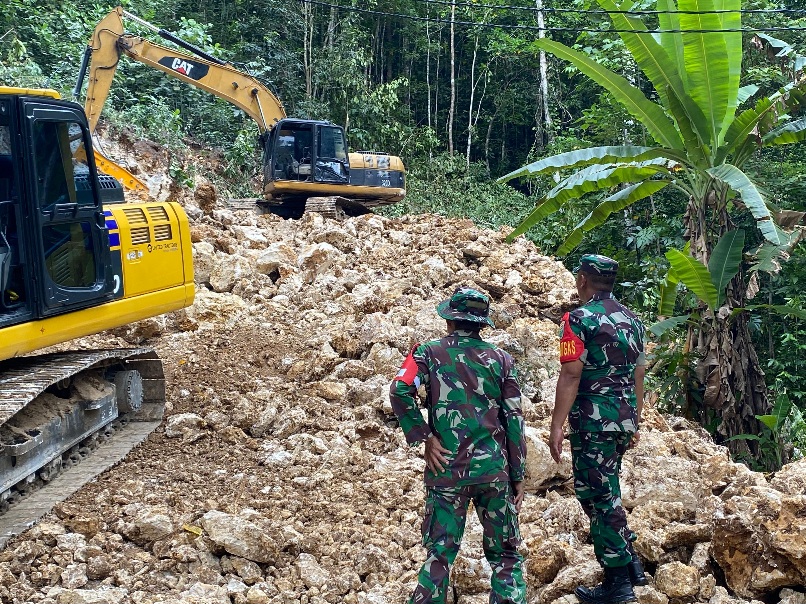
[76,7,406,218]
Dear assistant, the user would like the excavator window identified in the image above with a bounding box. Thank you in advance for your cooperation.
[31,121,91,213]
[293,127,312,178]
[315,126,348,183]
[273,126,313,180]
[42,222,96,288]
[30,119,99,292]
[318,126,348,162]
[0,124,25,313]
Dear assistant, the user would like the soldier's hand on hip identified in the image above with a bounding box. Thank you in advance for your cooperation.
[425,434,450,474]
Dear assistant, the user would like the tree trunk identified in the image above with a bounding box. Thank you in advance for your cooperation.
[435,27,442,139]
[448,0,456,155]
[303,0,314,100]
[426,18,432,133]
[485,104,500,175]
[466,33,479,168]
[536,0,552,145]
[326,5,336,52]
[685,193,773,467]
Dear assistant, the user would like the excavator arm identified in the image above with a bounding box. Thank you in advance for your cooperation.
[81,7,286,135]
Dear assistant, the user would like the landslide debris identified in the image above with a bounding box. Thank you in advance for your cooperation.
[2,201,805,604]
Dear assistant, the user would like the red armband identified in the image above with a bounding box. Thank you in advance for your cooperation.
[559,313,584,363]
[393,344,421,385]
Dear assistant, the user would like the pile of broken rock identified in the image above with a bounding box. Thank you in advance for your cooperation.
[1,206,804,604]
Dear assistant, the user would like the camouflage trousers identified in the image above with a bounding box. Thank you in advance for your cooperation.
[569,431,635,568]
[410,482,526,604]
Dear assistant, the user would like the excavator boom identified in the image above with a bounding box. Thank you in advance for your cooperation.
[83,7,285,135]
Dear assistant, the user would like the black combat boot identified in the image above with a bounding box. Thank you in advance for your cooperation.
[626,543,648,586]
[575,566,636,604]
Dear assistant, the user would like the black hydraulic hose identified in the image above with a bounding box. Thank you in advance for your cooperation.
[156,30,226,65]
[73,45,93,100]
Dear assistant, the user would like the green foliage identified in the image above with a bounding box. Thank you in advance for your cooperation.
[708,229,745,305]
[0,34,45,88]
[645,338,702,417]
[499,0,806,466]
[381,153,533,231]
[222,128,261,197]
[727,391,798,470]
[168,162,194,188]
[105,97,185,149]
[665,249,718,309]
[649,315,689,337]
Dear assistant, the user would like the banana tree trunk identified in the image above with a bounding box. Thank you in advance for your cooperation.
[686,195,772,465]
[699,277,770,462]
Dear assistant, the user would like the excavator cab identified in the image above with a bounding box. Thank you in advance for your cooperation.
[263,118,349,186]
[0,91,116,329]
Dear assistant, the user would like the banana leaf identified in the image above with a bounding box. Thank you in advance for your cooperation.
[497,146,668,183]
[507,161,670,241]
[718,95,774,164]
[757,392,792,431]
[742,304,806,320]
[707,164,781,245]
[737,85,759,104]
[762,117,806,145]
[666,248,719,309]
[749,243,786,273]
[556,179,671,255]
[657,0,687,88]
[658,271,680,316]
[532,39,684,150]
[649,314,690,337]
[598,0,710,145]
[665,85,709,165]
[679,0,731,147]
[708,229,745,306]
[713,0,742,141]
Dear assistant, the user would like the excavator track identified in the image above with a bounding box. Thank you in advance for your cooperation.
[304,196,375,219]
[0,349,166,541]
[304,197,347,220]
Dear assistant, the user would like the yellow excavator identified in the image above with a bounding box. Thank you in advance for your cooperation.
[77,7,406,218]
[0,86,194,517]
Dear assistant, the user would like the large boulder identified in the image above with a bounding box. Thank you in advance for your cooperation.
[712,487,806,597]
[200,511,280,564]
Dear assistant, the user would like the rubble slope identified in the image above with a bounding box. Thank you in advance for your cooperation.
[1,198,805,604]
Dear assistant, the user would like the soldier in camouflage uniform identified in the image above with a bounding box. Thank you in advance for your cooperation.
[390,287,527,604]
[549,255,647,604]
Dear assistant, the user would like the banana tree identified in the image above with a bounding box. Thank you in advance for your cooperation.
[498,0,806,463]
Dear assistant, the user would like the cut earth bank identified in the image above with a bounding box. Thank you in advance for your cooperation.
[1,184,805,604]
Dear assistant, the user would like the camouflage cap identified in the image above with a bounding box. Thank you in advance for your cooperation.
[436,287,495,327]
[574,254,619,276]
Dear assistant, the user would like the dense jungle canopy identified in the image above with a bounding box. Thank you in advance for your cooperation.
[2,0,806,468]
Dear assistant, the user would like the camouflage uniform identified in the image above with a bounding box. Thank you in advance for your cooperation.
[390,287,527,604]
[559,256,645,569]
